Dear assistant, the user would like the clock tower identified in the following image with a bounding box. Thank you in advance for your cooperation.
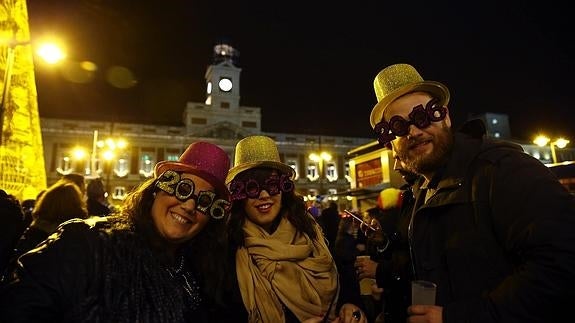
[204,43,241,111]
[184,41,260,137]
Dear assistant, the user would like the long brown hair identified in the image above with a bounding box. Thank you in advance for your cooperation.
[32,180,87,224]
[113,178,230,306]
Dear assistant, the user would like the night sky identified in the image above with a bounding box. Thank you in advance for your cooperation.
[28,0,574,141]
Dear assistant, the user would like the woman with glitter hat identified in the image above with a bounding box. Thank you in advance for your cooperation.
[0,141,232,323]
[225,135,367,323]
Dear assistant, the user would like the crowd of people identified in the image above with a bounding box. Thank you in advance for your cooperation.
[1,63,574,322]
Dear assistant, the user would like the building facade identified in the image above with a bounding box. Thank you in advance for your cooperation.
[40,43,372,207]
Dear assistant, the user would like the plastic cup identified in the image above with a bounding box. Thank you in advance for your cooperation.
[356,255,376,295]
[411,280,437,305]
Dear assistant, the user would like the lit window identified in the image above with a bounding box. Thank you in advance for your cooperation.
[112,186,127,200]
[327,188,338,201]
[307,163,319,181]
[326,162,338,182]
[494,132,500,138]
[139,154,155,178]
[56,155,74,175]
[166,154,179,162]
[492,119,498,125]
[344,162,351,182]
[287,160,299,180]
[113,156,130,177]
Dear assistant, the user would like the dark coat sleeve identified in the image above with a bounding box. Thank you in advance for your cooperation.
[0,220,100,323]
[444,149,575,323]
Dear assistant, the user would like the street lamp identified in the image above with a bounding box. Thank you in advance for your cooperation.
[533,135,570,164]
[309,151,332,195]
[96,134,128,195]
[1,39,65,144]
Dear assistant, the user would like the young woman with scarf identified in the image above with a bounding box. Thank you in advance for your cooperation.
[224,135,367,323]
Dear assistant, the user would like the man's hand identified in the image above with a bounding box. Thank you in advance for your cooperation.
[354,257,378,279]
[407,305,443,323]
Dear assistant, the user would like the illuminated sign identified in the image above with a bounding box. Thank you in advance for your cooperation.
[355,158,382,188]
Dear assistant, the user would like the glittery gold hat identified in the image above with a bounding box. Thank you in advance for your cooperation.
[369,63,450,128]
[226,135,295,184]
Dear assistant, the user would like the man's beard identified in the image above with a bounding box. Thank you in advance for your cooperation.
[396,124,453,176]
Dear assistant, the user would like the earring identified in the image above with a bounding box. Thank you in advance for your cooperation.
[153,192,157,198]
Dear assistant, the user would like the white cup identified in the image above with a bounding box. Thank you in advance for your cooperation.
[411,280,437,305]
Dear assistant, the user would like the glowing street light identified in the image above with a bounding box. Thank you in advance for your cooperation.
[36,42,67,64]
[309,151,332,194]
[533,135,570,164]
[1,39,65,144]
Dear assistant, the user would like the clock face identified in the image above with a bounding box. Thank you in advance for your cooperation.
[218,78,233,92]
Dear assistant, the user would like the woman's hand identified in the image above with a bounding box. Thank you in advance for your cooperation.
[337,303,367,323]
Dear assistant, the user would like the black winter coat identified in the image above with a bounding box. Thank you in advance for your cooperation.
[404,133,575,322]
[0,217,213,323]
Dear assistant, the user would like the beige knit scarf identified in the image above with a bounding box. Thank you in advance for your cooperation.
[236,215,339,323]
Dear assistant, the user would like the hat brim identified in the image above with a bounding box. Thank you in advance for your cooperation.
[155,161,229,199]
[369,81,450,128]
[226,161,295,184]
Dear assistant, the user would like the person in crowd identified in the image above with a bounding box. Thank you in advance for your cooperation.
[318,201,341,254]
[0,141,232,323]
[333,214,374,322]
[86,177,114,216]
[0,190,24,276]
[361,63,575,322]
[61,172,87,197]
[5,180,89,279]
[19,198,36,229]
[358,185,414,323]
[225,135,367,323]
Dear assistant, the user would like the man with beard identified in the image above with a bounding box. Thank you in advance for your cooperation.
[360,63,575,323]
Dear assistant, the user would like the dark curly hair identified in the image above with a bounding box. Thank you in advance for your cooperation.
[227,167,318,248]
[86,178,230,322]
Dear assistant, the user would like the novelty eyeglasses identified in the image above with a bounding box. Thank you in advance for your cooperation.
[229,173,294,201]
[155,170,230,219]
[374,98,447,146]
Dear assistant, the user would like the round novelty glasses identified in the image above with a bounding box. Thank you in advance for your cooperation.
[229,173,294,201]
[374,98,447,146]
[155,170,230,219]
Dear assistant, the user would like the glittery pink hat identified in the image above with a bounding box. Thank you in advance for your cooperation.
[154,142,230,198]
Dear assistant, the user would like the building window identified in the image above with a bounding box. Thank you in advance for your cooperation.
[56,155,73,175]
[326,162,338,182]
[166,153,179,161]
[113,155,130,177]
[112,186,127,201]
[221,101,230,109]
[307,162,319,181]
[242,121,257,128]
[344,162,351,182]
[327,188,338,201]
[139,153,155,178]
[191,118,207,125]
[287,160,299,180]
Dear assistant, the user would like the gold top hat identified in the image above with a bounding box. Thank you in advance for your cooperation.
[226,135,295,184]
[369,63,450,128]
